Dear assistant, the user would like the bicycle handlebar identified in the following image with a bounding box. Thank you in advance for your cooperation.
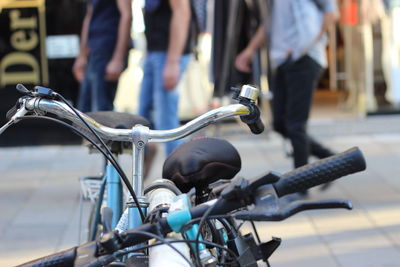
[17,247,77,267]
[239,101,264,134]
[273,147,366,197]
[20,96,255,143]
[2,84,264,144]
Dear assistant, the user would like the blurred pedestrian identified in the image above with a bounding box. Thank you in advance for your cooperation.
[235,0,338,174]
[73,0,132,112]
[139,0,192,155]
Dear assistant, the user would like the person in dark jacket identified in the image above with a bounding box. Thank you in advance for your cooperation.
[73,0,132,112]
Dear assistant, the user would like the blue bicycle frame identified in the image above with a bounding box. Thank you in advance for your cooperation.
[106,163,123,228]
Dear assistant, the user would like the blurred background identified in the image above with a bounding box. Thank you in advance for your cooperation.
[1,0,400,266]
[1,0,400,145]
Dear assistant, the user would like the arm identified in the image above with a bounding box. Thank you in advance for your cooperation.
[105,0,133,81]
[72,4,93,82]
[163,0,191,90]
[294,0,338,58]
[314,0,339,42]
[234,24,267,73]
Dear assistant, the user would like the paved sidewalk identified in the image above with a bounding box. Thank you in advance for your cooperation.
[1,115,400,266]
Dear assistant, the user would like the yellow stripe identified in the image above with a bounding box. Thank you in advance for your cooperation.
[236,106,250,115]
[38,2,48,85]
[0,0,44,9]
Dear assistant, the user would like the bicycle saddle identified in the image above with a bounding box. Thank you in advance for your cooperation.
[86,111,151,129]
[162,137,241,193]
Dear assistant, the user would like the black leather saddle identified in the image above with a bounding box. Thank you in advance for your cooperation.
[86,111,150,129]
[84,111,151,153]
[162,137,241,193]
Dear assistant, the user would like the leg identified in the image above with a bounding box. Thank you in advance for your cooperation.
[138,55,155,124]
[283,56,323,168]
[90,53,115,111]
[309,136,334,159]
[270,64,289,138]
[77,61,92,113]
[139,55,157,177]
[96,80,118,111]
[152,53,191,155]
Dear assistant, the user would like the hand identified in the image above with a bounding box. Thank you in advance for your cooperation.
[163,61,180,91]
[235,48,253,73]
[105,59,125,81]
[72,56,87,82]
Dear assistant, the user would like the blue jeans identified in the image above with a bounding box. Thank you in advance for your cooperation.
[138,52,191,155]
[78,52,121,112]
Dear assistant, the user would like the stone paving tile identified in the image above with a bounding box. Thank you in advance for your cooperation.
[242,216,339,267]
[307,208,400,266]
[320,230,400,267]
[0,224,66,265]
[362,204,400,248]
[309,115,400,137]
[57,200,92,251]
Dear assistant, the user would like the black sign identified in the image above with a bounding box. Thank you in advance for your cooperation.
[0,2,48,88]
[0,0,85,146]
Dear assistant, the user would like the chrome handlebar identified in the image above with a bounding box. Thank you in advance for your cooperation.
[23,97,251,143]
[1,84,261,197]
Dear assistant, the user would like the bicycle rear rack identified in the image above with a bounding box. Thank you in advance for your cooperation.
[79,176,106,203]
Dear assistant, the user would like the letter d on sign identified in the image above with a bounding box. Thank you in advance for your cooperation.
[0,52,40,87]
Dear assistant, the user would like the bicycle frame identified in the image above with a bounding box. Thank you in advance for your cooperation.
[21,99,256,231]
[106,163,123,227]
[2,84,262,264]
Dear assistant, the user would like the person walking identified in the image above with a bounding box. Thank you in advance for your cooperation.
[73,0,132,112]
[235,0,338,173]
[138,0,192,156]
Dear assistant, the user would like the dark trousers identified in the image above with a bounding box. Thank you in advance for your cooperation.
[78,52,120,113]
[270,55,333,168]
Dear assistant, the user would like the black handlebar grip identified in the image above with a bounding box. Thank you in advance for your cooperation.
[16,247,77,267]
[247,118,265,134]
[273,147,366,197]
[6,105,18,121]
[240,104,264,134]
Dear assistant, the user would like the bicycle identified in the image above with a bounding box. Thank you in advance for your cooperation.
[15,145,365,267]
[1,84,366,266]
[0,84,259,262]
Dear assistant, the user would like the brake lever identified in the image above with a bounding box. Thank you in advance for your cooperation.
[0,100,29,135]
[233,199,353,221]
[16,83,34,96]
[220,172,281,202]
[248,171,281,192]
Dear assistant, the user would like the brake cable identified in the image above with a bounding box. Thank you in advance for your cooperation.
[8,84,145,222]
[54,92,145,222]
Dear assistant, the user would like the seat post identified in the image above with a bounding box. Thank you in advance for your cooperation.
[128,125,150,229]
[195,183,212,205]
